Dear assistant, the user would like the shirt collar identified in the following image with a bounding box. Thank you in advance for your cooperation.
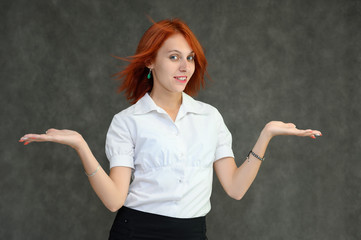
[133,93,158,114]
[133,92,206,115]
[181,92,206,114]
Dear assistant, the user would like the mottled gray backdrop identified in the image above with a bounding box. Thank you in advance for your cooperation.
[1,0,360,239]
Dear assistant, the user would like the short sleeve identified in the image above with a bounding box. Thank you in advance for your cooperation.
[105,114,135,169]
[214,110,234,161]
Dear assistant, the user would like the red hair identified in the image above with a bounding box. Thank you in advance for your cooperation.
[113,18,208,104]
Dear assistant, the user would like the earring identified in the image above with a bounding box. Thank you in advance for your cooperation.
[147,69,152,79]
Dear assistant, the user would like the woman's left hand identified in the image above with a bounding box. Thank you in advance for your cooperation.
[262,121,322,140]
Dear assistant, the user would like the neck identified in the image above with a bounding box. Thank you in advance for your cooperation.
[149,91,183,121]
[149,91,182,110]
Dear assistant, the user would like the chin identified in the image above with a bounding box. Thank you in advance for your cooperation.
[174,87,187,93]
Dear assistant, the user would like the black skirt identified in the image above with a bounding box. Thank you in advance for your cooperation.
[109,207,207,240]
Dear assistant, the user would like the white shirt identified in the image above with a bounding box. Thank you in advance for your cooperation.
[105,92,234,218]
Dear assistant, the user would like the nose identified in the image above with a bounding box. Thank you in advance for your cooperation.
[179,58,188,72]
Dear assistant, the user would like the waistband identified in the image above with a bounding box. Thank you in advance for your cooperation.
[119,206,206,224]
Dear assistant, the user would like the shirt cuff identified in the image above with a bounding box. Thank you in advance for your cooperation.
[109,154,135,169]
[214,145,234,161]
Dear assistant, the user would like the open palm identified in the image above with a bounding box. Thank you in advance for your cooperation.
[263,121,322,139]
[19,128,84,150]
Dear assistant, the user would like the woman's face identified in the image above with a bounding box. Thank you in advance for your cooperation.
[148,33,195,96]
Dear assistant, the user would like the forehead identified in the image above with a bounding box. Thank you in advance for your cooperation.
[158,33,193,53]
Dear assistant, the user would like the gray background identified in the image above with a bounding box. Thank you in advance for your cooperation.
[1,0,360,239]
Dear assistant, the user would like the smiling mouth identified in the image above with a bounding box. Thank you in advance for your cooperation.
[174,76,187,82]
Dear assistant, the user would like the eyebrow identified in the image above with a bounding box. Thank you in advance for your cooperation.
[168,50,194,54]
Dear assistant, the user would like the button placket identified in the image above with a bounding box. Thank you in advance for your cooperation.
[174,123,186,187]
[174,125,179,136]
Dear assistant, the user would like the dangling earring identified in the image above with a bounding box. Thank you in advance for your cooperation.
[147,69,152,79]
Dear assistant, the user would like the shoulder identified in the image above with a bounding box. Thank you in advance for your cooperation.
[191,98,224,121]
[108,102,144,134]
[106,106,135,136]
[113,104,136,119]
[112,93,149,121]
[183,93,220,117]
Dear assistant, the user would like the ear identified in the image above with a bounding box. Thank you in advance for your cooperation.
[145,59,154,69]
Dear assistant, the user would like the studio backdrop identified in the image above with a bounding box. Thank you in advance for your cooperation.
[1,0,360,239]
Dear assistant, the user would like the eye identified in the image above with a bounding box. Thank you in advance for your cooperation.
[169,55,179,61]
[187,55,195,61]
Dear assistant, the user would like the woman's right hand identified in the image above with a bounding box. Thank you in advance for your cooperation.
[19,128,85,150]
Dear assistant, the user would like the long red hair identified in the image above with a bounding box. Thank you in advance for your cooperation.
[113,18,208,104]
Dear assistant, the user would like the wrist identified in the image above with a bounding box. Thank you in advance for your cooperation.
[73,135,87,152]
[260,126,273,142]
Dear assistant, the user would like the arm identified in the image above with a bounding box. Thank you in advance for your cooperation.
[19,129,131,212]
[214,121,322,200]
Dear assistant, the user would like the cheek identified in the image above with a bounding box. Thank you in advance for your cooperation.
[155,62,170,76]
[160,61,176,73]
[190,63,195,75]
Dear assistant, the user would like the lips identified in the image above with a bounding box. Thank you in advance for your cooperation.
[174,76,187,82]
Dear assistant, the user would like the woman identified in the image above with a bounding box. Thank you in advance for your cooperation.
[19,19,321,239]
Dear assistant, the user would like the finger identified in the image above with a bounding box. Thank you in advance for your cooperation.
[295,129,311,136]
[19,135,35,142]
[19,134,53,143]
[291,129,314,137]
[301,130,322,138]
[294,129,312,135]
[19,135,33,145]
[312,131,322,138]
